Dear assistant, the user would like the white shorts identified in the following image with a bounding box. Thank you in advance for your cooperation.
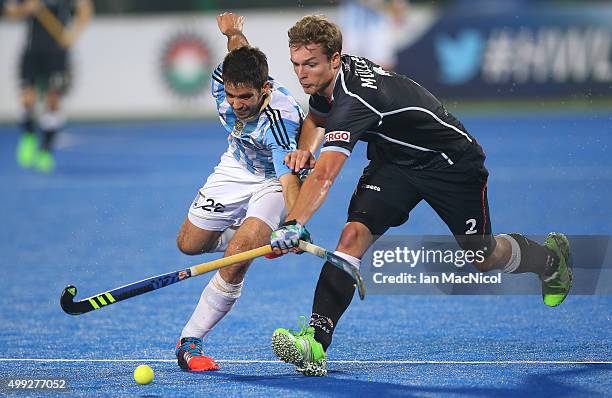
[187,153,287,232]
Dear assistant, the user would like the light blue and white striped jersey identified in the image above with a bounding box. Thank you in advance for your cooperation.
[211,64,305,179]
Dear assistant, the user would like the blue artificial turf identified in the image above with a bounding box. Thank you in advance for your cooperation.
[1,113,610,397]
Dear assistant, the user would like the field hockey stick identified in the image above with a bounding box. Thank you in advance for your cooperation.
[35,3,65,46]
[298,241,366,300]
[60,245,273,315]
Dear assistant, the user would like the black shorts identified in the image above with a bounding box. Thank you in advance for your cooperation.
[347,143,496,257]
[20,47,71,93]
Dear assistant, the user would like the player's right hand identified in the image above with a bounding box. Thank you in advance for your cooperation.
[216,12,244,37]
[284,149,316,173]
[270,220,312,256]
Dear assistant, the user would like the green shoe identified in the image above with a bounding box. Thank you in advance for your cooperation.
[541,232,572,307]
[16,133,38,168]
[272,316,327,376]
[35,150,55,173]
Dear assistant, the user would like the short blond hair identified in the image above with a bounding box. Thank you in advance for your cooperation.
[288,15,342,59]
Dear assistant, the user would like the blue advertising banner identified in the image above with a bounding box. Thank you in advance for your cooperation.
[396,6,612,99]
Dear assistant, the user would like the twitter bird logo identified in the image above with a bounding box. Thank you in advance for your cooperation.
[435,29,484,85]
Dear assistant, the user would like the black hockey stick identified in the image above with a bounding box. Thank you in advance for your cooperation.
[298,241,366,300]
[60,245,274,315]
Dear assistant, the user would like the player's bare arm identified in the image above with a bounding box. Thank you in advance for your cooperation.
[284,112,326,173]
[271,151,347,256]
[216,12,248,51]
[287,150,346,225]
[278,173,301,212]
[61,0,93,48]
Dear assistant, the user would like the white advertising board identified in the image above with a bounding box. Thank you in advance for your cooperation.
[0,8,339,121]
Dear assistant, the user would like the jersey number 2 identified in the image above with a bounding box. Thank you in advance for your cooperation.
[465,219,477,235]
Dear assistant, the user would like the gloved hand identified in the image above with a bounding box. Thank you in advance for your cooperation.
[297,167,313,183]
[270,220,312,252]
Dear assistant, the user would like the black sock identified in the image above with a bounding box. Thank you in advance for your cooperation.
[310,261,356,351]
[41,130,57,152]
[508,233,559,276]
[21,110,35,134]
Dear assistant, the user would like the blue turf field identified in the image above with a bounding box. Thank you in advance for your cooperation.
[1,112,611,397]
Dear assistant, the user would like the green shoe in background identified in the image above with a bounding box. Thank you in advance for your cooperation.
[542,232,572,307]
[35,150,55,173]
[272,316,327,376]
[16,133,38,168]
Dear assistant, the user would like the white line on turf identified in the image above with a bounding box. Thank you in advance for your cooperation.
[0,358,610,364]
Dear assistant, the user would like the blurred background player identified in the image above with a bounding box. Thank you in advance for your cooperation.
[173,12,320,372]
[3,0,93,173]
[338,0,408,70]
[269,15,573,376]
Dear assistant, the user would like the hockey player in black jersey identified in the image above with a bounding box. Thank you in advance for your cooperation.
[4,0,93,172]
[269,15,572,376]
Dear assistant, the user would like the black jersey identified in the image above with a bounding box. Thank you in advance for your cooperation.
[312,54,478,169]
[11,0,77,51]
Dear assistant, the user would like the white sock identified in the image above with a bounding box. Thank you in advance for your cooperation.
[180,271,243,339]
[333,251,362,270]
[497,234,521,273]
[210,228,237,253]
[40,111,65,132]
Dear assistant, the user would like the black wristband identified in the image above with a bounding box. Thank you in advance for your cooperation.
[281,219,298,227]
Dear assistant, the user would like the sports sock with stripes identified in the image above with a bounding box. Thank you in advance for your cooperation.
[40,111,64,151]
[498,233,559,276]
[41,130,57,151]
[310,260,357,351]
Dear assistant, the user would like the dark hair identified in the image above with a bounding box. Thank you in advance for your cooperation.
[222,46,269,89]
[288,15,342,59]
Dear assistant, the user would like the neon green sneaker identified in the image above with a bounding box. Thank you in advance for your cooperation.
[541,232,572,307]
[35,150,55,173]
[272,317,327,376]
[16,133,38,168]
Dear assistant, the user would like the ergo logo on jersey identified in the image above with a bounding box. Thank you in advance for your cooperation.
[325,131,351,143]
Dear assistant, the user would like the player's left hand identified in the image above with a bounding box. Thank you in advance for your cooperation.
[270,220,311,255]
[284,149,316,173]
[216,12,244,37]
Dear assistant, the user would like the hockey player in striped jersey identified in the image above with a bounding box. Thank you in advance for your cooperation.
[174,12,320,372]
